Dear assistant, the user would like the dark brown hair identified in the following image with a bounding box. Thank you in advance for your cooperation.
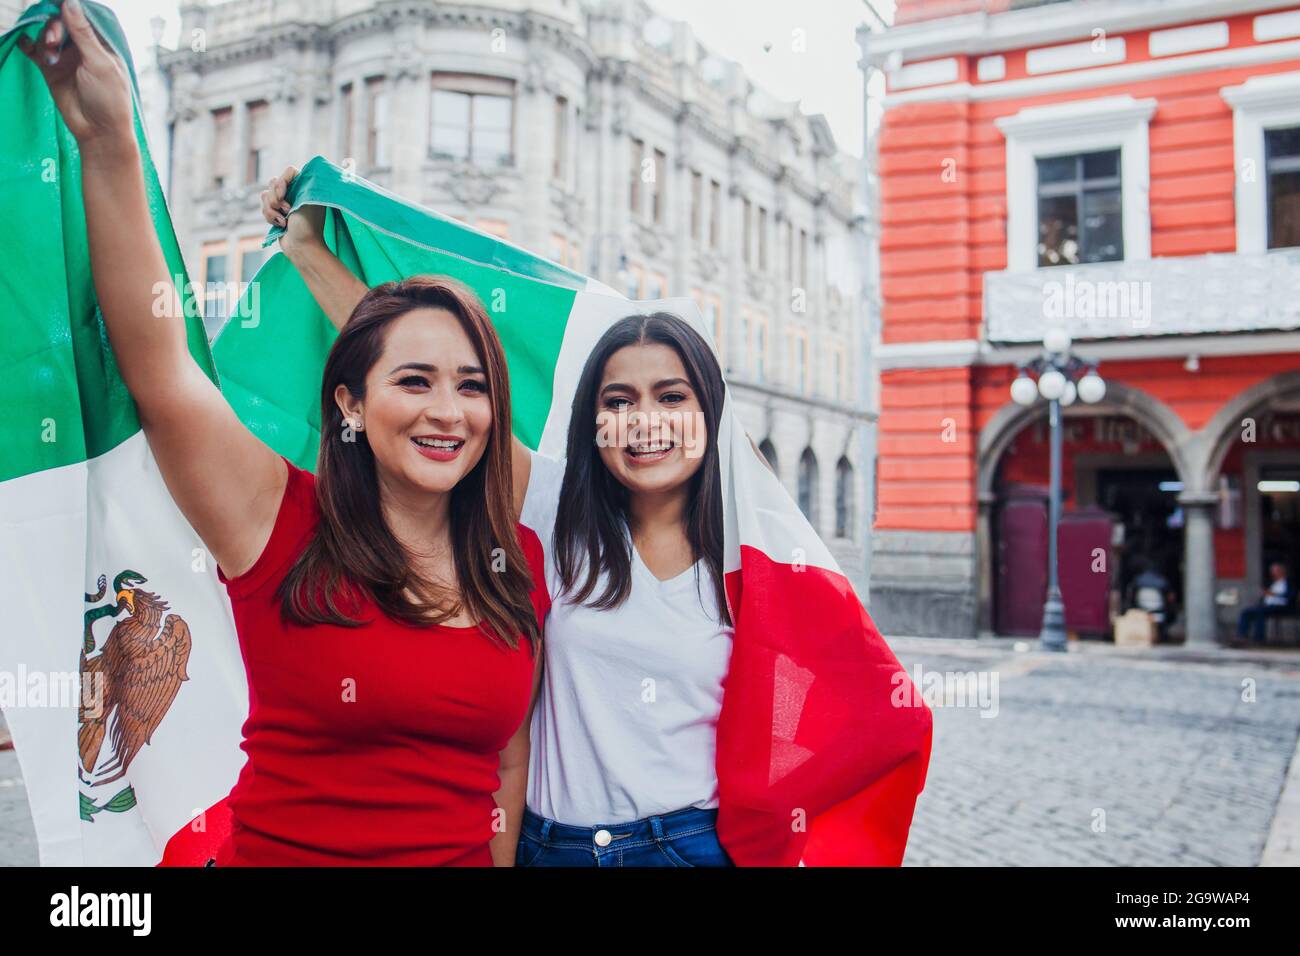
[277,275,538,648]
[554,312,730,625]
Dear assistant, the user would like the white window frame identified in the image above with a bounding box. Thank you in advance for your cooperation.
[995,94,1155,272]
[1221,70,1300,255]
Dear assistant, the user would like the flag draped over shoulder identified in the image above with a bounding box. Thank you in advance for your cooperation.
[0,2,246,866]
[3,3,931,865]
[215,158,934,866]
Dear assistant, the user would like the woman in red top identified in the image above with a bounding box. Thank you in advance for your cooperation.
[23,2,546,866]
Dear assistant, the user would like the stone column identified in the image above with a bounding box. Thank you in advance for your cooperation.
[1180,491,1219,646]
[389,69,424,199]
[351,75,367,171]
[976,491,997,636]
[670,126,689,296]
[516,76,552,256]
[232,97,249,190]
[724,168,744,376]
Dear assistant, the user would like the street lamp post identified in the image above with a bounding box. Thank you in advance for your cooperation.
[1009,330,1107,652]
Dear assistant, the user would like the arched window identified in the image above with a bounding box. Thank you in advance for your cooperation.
[835,456,854,539]
[798,448,819,524]
[758,439,778,477]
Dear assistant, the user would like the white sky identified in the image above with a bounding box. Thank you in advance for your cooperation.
[111,0,896,158]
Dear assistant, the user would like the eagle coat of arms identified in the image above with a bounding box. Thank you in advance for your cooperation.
[79,570,193,821]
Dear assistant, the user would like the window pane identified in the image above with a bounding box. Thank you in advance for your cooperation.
[205,255,227,284]
[433,90,471,125]
[1266,126,1300,161]
[1268,169,1300,249]
[553,97,567,180]
[1080,187,1123,262]
[1037,194,1078,266]
[202,254,228,331]
[1082,149,1119,180]
[211,108,233,187]
[1037,154,1075,184]
[474,106,513,162]
[241,248,266,282]
[432,125,470,159]
[471,129,512,165]
[431,91,470,159]
[365,79,387,167]
[475,95,512,131]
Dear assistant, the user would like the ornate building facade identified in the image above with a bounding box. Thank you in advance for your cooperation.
[861,0,1300,641]
[159,0,872,586]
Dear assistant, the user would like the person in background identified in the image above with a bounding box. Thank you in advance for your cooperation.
[1237,563,1292,645]
[1127,558,1175,642]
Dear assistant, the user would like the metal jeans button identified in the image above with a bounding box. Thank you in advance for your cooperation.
[594,829,612,847]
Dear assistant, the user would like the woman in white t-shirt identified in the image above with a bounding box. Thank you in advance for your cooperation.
[509,311,736,867]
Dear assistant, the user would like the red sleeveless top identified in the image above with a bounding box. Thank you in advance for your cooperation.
[216,459,547,865]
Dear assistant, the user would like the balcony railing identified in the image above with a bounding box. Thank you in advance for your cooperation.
[983,248,1300,343]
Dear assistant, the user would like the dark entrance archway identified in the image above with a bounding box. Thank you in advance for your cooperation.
[976,382,1194,640]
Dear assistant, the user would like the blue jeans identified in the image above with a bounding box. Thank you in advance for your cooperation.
[1238,605,1287,642]
[516,806,734,867]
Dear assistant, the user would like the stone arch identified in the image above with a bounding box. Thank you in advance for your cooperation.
[976,379,1197,498]
[1199,369,1300,489]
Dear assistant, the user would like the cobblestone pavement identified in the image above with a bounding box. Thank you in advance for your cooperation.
[895,638,1300,866]
[0,744,37,867]
[2,640,1298,866]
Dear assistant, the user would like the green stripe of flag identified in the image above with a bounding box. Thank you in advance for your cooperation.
[0,1,215,484]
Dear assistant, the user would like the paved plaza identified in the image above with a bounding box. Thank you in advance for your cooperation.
[2,638,1298,866]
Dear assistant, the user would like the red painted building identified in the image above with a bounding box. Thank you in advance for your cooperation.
[858,0,1300,642]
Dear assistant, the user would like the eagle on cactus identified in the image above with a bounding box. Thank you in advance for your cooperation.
[79,570,193,820]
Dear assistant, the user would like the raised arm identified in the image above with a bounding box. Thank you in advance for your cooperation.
[21,2,284,578]
[261,168,368,331]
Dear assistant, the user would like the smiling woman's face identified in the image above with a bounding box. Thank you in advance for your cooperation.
[336,307,492,496]
[594,342,708,498]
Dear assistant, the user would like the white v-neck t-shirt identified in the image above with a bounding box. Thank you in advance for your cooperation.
[521,451,735,826]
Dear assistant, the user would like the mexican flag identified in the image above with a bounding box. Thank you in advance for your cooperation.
[0,1,247,866]
[2,3,931,867]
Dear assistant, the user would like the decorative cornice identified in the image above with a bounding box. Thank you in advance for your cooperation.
[695,251,721,281]
[205,185,261,229]
[1222,68,1300,112]
[745,269,771,301]
[550,185,585,230]
[730,379,872,423]
[633,221,666,258]
[860,0,1297,65]
[437,161,508,208]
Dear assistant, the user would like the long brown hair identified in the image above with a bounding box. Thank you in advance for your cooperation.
[277,275,538,648]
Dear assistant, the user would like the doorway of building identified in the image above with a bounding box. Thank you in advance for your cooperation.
[1096,467,1183,635]
[1259,465,1300,595]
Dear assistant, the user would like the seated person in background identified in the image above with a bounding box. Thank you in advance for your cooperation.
[1237,563,1292,645]
[1127,559,1175,641]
